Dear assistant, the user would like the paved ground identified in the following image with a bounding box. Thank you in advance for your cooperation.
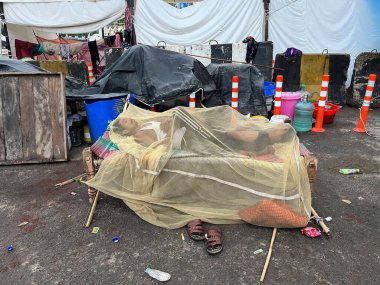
[0,106,379,285]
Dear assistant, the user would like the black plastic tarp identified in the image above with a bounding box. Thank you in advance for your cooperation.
[0,58,45,73]
[203,63,267,116]
[0,58,88,99]
[67,45,216,104]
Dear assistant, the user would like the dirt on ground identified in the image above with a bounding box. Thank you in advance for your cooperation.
[0,106,379,285]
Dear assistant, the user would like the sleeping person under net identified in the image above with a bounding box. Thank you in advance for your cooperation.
[226,123,293,161]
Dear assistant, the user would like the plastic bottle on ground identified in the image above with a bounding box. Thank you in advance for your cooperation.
[293,84,315,132]
[145,268,171,282]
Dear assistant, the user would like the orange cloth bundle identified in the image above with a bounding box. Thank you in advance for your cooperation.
[239,200,309,228]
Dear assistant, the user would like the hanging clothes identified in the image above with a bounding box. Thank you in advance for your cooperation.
[15,39,37,59]
[284,47,302,58]
[41,41,85,57]
[243,36,259,63]
[42,42,60,56]
[125,25,137,46]
[113,33,122,48]
[60,44,70,59]
[125,6,133,32]
[88,40,100,70]
[69,42,86,55]
[31,44,44,55]
[104,35,116,47]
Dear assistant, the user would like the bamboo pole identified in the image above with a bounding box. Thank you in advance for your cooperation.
[260,228,277,283]
[311,207,331,235]
[55,173,86,187]
[85,190,100,228]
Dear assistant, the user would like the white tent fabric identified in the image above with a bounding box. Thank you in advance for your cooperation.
[3,0,126,33]
[268,0,380,83]
[1,0,93,2]
[135,0,264,45]
[1,0,97,2]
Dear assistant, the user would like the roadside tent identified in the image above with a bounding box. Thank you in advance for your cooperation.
[1,0,126,56]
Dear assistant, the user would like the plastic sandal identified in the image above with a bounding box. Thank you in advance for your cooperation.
[205,229,223,255]
[186,219,206,241]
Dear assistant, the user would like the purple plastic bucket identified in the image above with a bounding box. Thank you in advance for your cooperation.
[280,92,301,121]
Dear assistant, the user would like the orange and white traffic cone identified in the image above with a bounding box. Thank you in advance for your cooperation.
[87,62,95,85]
[353,74,377,133]
[273,75,283,115]
[312,75,330,133]
[231,76,239,111]
[189,92,196,108]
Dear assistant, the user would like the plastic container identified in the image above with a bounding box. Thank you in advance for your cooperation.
[280,92,301,121]
[85,96,126,142]
[293,87,314,132]
[312,102,340,124]
[83,124,91,143]
[263,81,276,97]
[270,115,290,124]
[265,96,273,112]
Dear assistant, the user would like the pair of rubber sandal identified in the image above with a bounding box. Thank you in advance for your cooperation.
[186,219,223,255]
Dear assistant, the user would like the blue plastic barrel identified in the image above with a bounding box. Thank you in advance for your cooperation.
[85,96,126,142]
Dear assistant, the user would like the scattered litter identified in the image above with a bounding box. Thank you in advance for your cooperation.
[145,268,171,282]
[342,199,352,205]
[358,196,364,200]
[7,245,13,252]
[300,227,321,238]
[70,192,77,196]
[112,237,119,243]
[339,169,361,175]
[254,249,263,255]
[91,227,100,234]
[325,217,333,222]
[181,233,185,241]
[17,221,29,227]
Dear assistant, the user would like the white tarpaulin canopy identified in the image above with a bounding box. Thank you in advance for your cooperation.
[268,0,380,82]
[3,0,126,33]
[135,0,264,45]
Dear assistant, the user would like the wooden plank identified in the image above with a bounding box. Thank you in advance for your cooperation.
[60,73,68,160]
[33,75,53,160]
[19,76,36,160]
[0,158,67,166]
[0,72,53,76]
[1,76,23,161]
[48,74,67,160]
[0,84,5,161]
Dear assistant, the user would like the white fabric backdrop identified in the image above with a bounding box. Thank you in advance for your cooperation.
[1,0,98,2]
[4,0,125,33]
[268,0,380,83]
[135,0,264,45]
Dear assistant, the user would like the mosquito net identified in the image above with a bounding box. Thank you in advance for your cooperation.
[86,105,311,229]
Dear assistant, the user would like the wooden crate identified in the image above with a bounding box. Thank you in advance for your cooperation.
[0,72,68,165]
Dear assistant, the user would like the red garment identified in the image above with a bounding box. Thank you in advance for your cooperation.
[15,39,37,59]
[113,33,122,48]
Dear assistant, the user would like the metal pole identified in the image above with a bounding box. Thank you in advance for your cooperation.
[263,0,270,41]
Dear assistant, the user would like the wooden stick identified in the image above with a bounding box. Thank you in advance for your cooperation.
[260,227,277,283]
[55,173,86,187]
[85,190,100,228]
[311,207,331,235]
